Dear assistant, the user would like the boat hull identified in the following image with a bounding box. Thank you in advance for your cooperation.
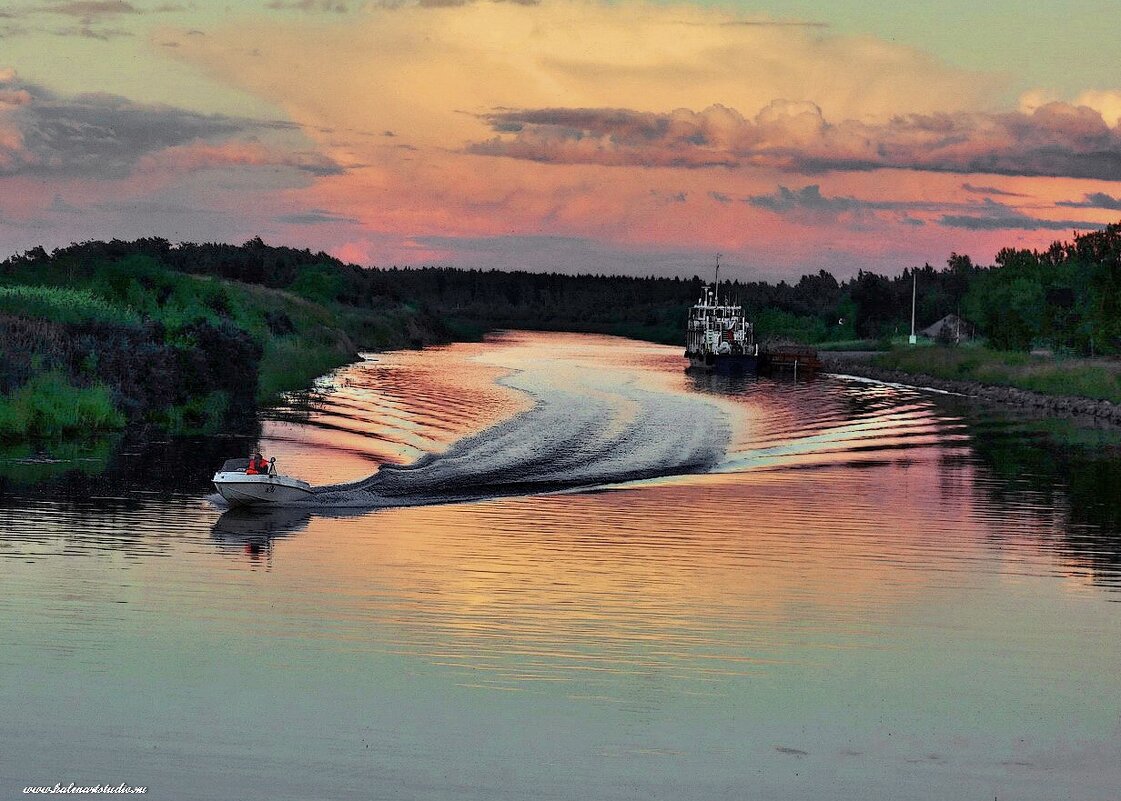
[212,472,315,507]
[685,352,761,373]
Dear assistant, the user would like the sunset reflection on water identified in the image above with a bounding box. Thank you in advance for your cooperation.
[1,332,1119,801]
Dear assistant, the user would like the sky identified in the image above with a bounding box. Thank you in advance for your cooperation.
[2,0,1121,280]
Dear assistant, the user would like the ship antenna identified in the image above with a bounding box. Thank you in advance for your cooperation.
[714,254,721,306]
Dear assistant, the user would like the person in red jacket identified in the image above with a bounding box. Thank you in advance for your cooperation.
[246,452,270,475]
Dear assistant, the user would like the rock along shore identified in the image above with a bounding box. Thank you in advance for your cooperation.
[820,352,1121,425]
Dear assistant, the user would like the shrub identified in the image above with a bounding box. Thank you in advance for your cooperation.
[0,285,140,326]
[0,371,125,438]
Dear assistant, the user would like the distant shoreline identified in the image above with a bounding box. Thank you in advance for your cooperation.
[821,352,1121,424]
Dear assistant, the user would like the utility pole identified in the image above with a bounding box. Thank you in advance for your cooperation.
[908,270,917,345]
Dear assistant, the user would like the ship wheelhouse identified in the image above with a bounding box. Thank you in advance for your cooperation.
[685,286,756,359]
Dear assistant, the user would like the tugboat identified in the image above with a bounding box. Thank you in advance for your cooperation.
[683,256,822,374]
[684,256,760,372]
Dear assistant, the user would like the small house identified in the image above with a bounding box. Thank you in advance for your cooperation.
[920,313,973,344]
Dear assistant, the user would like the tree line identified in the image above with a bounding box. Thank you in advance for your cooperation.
[378,222,1121,354]
[5,222,1121,360]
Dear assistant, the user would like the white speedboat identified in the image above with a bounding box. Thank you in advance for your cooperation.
[212,458,315,507]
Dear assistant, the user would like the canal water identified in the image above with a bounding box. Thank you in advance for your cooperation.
[2,332,1119,800]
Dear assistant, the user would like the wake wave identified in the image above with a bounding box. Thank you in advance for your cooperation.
[310,367,731,507]
[253,335,962,511]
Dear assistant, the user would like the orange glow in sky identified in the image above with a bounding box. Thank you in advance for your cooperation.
[2,1,1121,279]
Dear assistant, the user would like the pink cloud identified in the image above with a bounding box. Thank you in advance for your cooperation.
[472,100,1121,180]
[136,140,342,176]
[7,2,1120,278]
[0,68,341,181]
[0,69,31,171]
[0,88,32,108]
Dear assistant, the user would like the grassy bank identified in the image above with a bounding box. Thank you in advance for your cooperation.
[872,346,1121,404]
[815,338,883,352]
[0,371,124,438]
[0,249,446,439]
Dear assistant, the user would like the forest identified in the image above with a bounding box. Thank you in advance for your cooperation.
[2,222,1120,437]
[381,223,1121,355]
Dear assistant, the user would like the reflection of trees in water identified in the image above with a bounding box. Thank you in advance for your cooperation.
[687,368,819,396]
[0,422,261,505]
[0,427,262,561]
[686,370,753,396]
[264,381,335,425]
[690,371,1121,594]
[944,400,1121,593]
[0,438,114,485]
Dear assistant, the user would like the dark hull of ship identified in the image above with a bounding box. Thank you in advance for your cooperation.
[685,352,761,373]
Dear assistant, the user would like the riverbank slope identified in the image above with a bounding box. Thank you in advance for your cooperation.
[0,244,447,438]
[823,347,1121,423]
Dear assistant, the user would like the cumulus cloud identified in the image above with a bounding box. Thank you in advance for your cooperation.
[0,69,340,179]
[472,100,1121,180]
[170,0,994,156]
[0,85,32,108]
[1073,89,1121,128]
[470,105,743,168]
[93,0,1113,269]
[1022,87,1121,128]
[0,77,239,177]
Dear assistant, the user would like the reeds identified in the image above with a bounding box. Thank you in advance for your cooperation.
[258,337,354,401]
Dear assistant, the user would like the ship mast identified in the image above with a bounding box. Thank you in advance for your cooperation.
[714,253,721,307]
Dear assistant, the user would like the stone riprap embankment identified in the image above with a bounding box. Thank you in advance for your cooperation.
[821,352,1121,424]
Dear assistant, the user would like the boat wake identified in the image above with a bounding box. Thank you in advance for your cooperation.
[309,364,731,508]
[244,335,961,513]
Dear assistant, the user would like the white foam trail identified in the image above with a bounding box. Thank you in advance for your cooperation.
[311,364,731,507]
